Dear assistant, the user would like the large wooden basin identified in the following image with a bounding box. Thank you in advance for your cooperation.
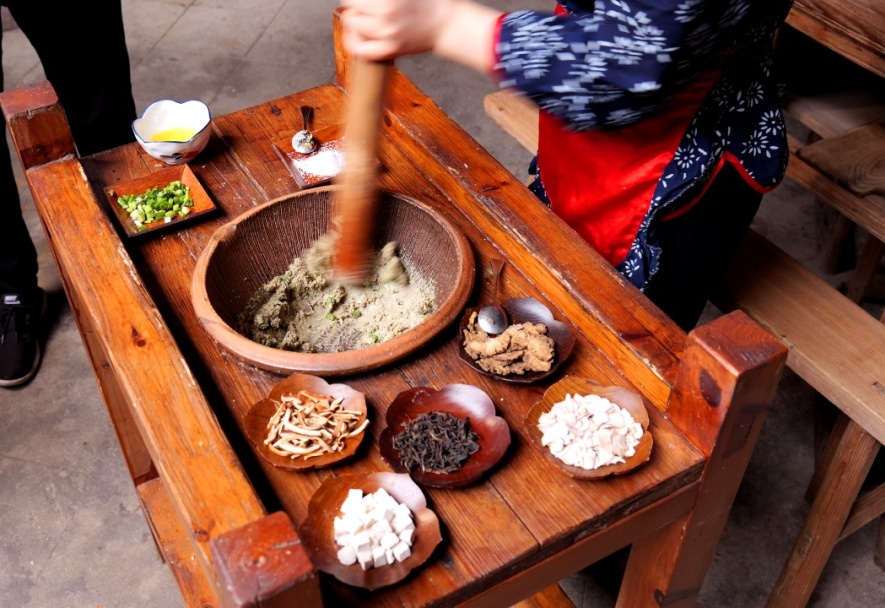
[191,186,475,376]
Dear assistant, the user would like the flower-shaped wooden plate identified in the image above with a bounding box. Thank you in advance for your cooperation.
[298,472,442,590]
[379,384,511,488]
[243,372,368,470]
[458,297,575,384]
[525,376,653,479]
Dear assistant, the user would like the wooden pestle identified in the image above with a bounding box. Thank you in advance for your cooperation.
[331,58,391,285]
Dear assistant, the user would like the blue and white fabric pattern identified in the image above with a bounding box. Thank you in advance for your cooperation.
[495,0,794,288]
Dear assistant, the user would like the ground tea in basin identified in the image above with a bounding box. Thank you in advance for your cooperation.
[238,242,436,353]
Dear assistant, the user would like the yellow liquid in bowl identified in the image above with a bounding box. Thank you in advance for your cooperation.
[150,127,197,142]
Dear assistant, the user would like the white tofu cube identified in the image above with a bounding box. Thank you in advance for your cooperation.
[351,531,371,553]
[380,532,400,549]
[357,549,373,570]
[372,546,389,568]
[333,516,347,539]
[342,513,363,536]
[372,518,393,537]
[341,495,365,515]
[391,514,415,534]
[392,541,412,562]
[392,503,411,519]
[372,487,394,505]
[399,528,414,545]
[372,505,393,523]
[337,545,357,566]
[359,511,376,528]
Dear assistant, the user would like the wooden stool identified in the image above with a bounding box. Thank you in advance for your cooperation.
[796,120,885,316]
[714,231,885,607]
[785,95,885,317]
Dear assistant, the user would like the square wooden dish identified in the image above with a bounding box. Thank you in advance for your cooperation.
[273,124,346,189]
[103,164,217,238]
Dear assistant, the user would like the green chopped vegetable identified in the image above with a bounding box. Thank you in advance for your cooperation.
[351,310,362,319]
[115,180,195,228]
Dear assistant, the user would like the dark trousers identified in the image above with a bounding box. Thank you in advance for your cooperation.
[530,161,763,332]
[0,1,136,293]
[643,163,763,331]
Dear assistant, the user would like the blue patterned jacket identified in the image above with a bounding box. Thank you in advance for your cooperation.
[494,0,794,288]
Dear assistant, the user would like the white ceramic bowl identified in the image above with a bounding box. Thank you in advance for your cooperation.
[132,99,212,165]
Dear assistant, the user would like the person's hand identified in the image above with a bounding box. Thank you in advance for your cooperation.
[339,0,457,61]
[339,0,502,73]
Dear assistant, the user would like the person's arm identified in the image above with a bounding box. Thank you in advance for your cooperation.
[339,1,787,132]
[339,0,502,74]
[339,0,698,129]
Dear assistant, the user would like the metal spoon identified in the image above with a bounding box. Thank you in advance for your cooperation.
[292,105,317,154]
[477,259,509,334]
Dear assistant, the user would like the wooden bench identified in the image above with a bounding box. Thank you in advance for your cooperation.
[790,118,885,312]
[482,87,885,607]
[713,230,885,606]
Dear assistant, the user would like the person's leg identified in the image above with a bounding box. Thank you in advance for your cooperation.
[8,0,136,155]
[0,1,135,387]
[642,163,764,332]
[0,18,39,296]
[0,14,45,387]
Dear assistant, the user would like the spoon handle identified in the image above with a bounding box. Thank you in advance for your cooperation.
[489,258,504,301]
[300,105,313,131]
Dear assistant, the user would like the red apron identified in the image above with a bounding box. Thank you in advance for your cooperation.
[536,7,724,266]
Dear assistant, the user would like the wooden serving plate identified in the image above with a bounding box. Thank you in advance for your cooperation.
[243,372,368,470]
[525,376,653,479]
[458,297,575,384]
[378,384,511,488]
[103,164,216,238]
[273,124,346,189]
[298,472,442,590]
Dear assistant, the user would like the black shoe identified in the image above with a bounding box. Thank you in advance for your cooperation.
[0,288,46,388]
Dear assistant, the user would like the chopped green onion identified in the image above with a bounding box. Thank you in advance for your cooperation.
[115,179,195,226]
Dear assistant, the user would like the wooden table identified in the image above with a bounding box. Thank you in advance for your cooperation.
[0,16,786,608]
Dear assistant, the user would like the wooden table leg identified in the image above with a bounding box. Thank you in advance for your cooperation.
[211,512,322,608]
[766,418,879,607]
[618,311,788,607]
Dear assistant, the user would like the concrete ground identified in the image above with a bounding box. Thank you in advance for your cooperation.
[1,1,884,606]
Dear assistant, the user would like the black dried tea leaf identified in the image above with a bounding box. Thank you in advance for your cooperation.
[393,411,480,473]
